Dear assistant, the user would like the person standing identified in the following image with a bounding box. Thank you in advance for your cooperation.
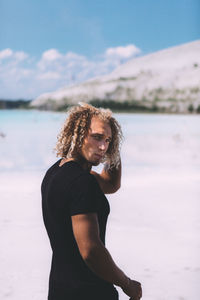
[41,103,142,300]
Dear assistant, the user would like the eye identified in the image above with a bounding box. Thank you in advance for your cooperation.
[93,135,101,141]
[106,138,111,143]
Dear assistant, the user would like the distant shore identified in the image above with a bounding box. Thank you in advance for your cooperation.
[0,99,31,109]
[1,99,200,114]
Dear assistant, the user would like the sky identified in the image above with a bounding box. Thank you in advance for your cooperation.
[0,0,199,99]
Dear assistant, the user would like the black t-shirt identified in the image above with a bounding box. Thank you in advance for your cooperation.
[41,159,117,299]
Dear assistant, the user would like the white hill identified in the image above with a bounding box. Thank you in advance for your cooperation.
[31,40,200,112]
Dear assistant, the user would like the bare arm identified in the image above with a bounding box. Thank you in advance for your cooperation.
[91,160,121,194]
[71,213,142,299]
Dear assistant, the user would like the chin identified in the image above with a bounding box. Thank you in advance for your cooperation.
[89,158,101,166]
[92,161,100,166]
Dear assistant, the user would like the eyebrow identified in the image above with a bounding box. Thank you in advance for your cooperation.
[91,133,112,141]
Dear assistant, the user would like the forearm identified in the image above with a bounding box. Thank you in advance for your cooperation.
[104,159,121,189]
[83,240,128,288]
[91,159,121,193]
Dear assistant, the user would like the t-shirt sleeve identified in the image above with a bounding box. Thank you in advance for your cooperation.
[69,173,101,216]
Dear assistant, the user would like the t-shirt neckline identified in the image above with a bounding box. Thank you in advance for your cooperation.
[58,159,77,168]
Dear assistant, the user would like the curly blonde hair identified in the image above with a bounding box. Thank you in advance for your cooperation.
[55,102,123,169]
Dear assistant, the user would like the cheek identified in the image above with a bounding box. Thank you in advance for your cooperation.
[80,142,88,157]
[106,143,111,153]
[87,138,98,150]
[82,141,94,155]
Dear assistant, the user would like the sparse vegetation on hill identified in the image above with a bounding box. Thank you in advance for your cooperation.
[0,99,31,109]
[89,99,159,112]
[38,98,200,114]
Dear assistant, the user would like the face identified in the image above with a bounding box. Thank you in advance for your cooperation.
[79,116,112,167]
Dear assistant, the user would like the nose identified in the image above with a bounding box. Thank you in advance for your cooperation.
[99,141,107,152]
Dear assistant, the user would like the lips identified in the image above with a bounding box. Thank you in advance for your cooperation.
[94,154,104,159]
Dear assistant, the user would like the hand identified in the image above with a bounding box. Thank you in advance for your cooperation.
[122,278,142,300]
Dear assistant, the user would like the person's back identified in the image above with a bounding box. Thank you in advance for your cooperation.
[42,159,118,299]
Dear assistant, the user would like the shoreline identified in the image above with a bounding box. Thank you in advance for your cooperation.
[0,107,199,115]
[1,99,200,114]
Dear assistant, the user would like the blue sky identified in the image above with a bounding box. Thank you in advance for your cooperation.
[0,0,199,99]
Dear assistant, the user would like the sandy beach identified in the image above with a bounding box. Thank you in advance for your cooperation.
[0,110,200,300]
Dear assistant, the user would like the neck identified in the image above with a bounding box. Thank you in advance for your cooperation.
[75,155,92,172]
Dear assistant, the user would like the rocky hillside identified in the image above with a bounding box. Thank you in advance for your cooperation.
[31,40,200,113]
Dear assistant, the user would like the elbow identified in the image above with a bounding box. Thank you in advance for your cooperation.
[80,244,100,263]
[82,252,93,263]
[81,248,91,262]
[109,182,121,194]
[115,182,121,192]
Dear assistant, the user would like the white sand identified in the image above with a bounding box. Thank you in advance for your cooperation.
[0,111,200,300]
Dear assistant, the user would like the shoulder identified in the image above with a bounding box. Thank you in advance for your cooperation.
[43,159,61,177]
[69,166,103,199]
[71,171,97,190]
[68,171,102,215]
[41,159,61,186]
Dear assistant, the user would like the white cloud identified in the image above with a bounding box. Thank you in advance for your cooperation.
[105,44,141,59]
[41,49,62,61]
[14,51,28,62]
[37,71,61,80]
[0,49,28,62]
[37,50,87,73]
[65,52,86,61]
[0,44,141,99]
[0,48,13,60]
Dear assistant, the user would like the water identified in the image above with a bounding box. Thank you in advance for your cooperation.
[1,109,200,171]
[0,109,200,300]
